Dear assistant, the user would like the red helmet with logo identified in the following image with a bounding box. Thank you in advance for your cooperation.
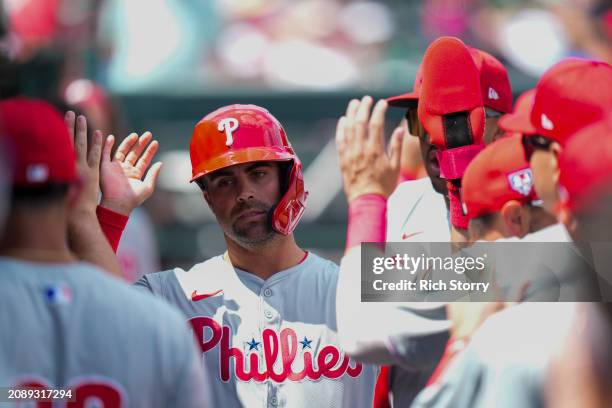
[189,104,307,235]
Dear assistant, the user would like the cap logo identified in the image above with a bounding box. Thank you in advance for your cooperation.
[541,114,554,131]
[218,118,239,146]
[488,87,499,101]
[507,168,534,196]
[26,164,49,183]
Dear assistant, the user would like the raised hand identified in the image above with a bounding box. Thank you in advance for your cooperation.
[65,111,103,217]
[100,132,162,216]
[64,111,122,277]
[335,95,404,203]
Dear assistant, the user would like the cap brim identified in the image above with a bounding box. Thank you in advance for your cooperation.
[498,110,537,135]
[190,147,294,182]
[387,92,419,109]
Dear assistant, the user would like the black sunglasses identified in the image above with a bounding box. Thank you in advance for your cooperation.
[404,109,426,138]
[522,134,554,160]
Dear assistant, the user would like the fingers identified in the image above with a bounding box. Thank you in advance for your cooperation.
[102,135,115,164]
[335,116,347,161]
[367,99,388,151]
[125,132,153,166]
[354,96,373,144]
[74,115,88,163]
[143,162,163,196]
[88,130,104,169]
[388,126,405,172]
[134,139,159,177]
[343,99,360,145]
[65,111,76,144]
[345,98,360,119]
[113,133,139,162]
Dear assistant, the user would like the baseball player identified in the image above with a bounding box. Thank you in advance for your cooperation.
[63,78,161,282]
[556,116,612,299]
[547,117,612,408]
[460,134,601,303]
[462,135,554,243]
[409,63,612,408]
[334,36,514,407]
[385,36,514,245]
[498,58,612,216]
[91,105,379,407]
[0,98,211,407]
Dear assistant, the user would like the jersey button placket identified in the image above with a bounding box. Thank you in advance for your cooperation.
[267,383,279,408]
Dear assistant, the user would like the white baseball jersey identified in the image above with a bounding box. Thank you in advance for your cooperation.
[386,178,450,243]
[0,257,211,408]
[339,178,453,407]
[412,303,577,408]
[134,252,378,408]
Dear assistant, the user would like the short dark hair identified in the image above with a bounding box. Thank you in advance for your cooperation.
[11,183,70,207]
[468,212,498,241]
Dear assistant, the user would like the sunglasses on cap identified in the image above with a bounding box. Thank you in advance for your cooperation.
[522,134,554,161]
[404,109,426,138]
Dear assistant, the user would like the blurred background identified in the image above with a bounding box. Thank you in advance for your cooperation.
[1,0,610,276]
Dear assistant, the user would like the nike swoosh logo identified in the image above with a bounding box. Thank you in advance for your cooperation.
[402,231,424,240]
[399,192,425,239]
[191,289,223,302]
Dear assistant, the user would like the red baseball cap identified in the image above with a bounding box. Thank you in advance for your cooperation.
[0,98,77,187]
[387,64,424,109]
[503,58,612,145]
[418,37,513,149]
[468,47,513,114]
[498,89,537,135]
[558,117,612,212]
[462,134,539,220]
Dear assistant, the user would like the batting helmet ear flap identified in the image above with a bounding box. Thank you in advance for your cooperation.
[272,158,307,235]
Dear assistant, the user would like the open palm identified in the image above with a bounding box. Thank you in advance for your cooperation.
[100,132,162,215]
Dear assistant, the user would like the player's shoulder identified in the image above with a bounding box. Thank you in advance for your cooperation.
[138,255,225,286]
[81,264,187,325]
[470,303,576,362]
[302,251,339,277]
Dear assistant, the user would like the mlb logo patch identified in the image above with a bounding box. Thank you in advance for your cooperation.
[507,168,534,196]
[43,283,73,305]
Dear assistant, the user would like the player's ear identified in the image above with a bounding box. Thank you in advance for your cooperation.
[501,200,529,238]
[550,142,562,186]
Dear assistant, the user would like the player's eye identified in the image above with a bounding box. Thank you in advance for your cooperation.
[252,170,267,179]
[216,178,234,188]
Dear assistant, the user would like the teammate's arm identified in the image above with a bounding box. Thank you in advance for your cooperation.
[336,96,418,363]
[66,111,162,277]
[65,112,123,277]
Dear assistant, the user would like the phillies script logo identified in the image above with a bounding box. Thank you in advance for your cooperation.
[190,317,363,382]
[218,118,239,146]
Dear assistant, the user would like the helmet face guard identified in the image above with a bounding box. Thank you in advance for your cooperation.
[417,37,488,230]
[190,104,308,236]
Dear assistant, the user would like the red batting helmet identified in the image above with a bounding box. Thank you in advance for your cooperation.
[189,104,307,235]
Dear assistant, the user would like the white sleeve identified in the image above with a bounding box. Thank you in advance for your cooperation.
[336,247,451,367]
